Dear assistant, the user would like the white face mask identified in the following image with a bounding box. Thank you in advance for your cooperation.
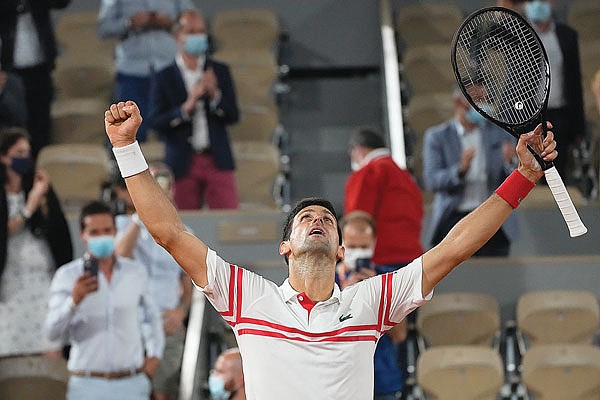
[343,247,374,271]
[351,161,361,171]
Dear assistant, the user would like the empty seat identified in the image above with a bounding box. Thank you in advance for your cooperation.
[51,98,108,145]
[417,292,500,347]
[522,344,600,400]
[517,290,600,346]
[229,63,279,109]
[232,141,280,209]
[406,92,455,136]
[55,11,116,65]
[395,3,463,47]
[402,45,457,96]
[212,9,280,52]
[53,64,114,101]
[140,140,165,164]
[567,0,600,42]
[229,105,279,142]
[36,144,112,209]
[417,345,504,400]
[0,356,69,400]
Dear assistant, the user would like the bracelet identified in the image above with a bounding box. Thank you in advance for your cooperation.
[112,141,148,178]
[495,170,535,208]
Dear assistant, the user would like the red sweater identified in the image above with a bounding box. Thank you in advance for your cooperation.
[345,155,423,265]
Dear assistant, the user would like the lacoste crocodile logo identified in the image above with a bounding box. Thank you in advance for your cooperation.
[339,313,353,322]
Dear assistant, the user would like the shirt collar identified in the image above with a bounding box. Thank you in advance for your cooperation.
[454,117,482,137]
[176,53,205,73]
[279,278,341,304]
[358,148,390,169]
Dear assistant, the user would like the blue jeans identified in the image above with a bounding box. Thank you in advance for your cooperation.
[115,73,152,142]
[67,374,151,400]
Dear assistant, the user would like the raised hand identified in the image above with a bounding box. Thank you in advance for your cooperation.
[71,273,98,305]
[104,101,143,147]
[517,122,557,182]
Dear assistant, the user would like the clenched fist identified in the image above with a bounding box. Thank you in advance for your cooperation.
[104,101,143,148]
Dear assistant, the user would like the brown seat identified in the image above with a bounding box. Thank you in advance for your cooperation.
[0,356,69,400]
[53,64,114,101]
[51,98,108,145]
[229,105,279,142]
[212,9,279,51]
[516,290,600,346]
[522,344,600,400]
[232,141,280,209]
[417,345,504,400]
[395,3,463,47]
[402,45,457,96]
[417,292,501,347]
[567,0,600,42]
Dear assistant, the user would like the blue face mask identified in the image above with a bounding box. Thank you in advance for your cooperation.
[208,374,231,400]
[525,1,552,23]
[10,156,34,176]
[465,107,486,127]
[87,235,115,258]
[184,34,209,56]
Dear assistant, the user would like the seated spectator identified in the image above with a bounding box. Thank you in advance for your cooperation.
[209,348,245,400]
[337,211,408,400]
[114,162,192,400]
[0,69,27,130]
[0,127,72,359]
[44,200,164,400]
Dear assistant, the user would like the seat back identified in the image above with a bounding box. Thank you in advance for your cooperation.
[212,9,279,51]
[517,290,600,345]
[229,105,279,142]
[51,98,108,145]
[417,345,504,400]
[232,141,280,209]
[402,45,456,95]
[0,356,69,400]
[567,0,600,42]
[522,344,600,400]
[395,3,463,47]
[417,292,500,347]
[36,144,112,209]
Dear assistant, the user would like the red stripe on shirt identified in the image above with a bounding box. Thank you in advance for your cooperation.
[377,275,386,332]
[237,328,378,343]
[384,272,394,327]
[238,317,378,338]
[235,266,243,323]
[219,264,237,318]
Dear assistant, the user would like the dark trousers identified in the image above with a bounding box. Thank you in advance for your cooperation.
[432,210,510,257]
[15,63,53,158]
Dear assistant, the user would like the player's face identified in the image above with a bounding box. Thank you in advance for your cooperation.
[287,206,341,260]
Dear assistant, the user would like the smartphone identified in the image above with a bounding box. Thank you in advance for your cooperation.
[355,258,374,272]
[83,253,98,277]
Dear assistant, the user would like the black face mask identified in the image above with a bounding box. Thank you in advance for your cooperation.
[10,156,34,176]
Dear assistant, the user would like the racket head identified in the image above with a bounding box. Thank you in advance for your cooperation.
[450,6,550,139]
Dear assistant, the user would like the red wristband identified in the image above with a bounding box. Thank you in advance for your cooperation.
[495,170,535,208]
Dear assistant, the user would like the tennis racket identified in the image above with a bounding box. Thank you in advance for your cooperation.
[450,6,587,237]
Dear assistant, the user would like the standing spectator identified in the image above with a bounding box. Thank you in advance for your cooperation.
[0,69,27,130]
[114,162,192,400]
[345,128,423,273]
[337,211,407,400]
[0,0,71,157]
[98,0,194,143]
[209,348,246,400]
[523,0,585,179]
[45,200,164,400]
[149,9,240,210]
[0,127,72,359]
[423,89,518,255]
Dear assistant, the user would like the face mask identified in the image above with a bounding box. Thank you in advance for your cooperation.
[465,107,486,127]
[10,156,34,175]
[184,34,209,56]
[350,161,361,172]
[87,235,115,258]
[208,374,231,400]
[525,1,552,23]
[343,247,374,271]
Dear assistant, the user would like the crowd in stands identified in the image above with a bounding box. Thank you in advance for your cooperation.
[0,1,598,399]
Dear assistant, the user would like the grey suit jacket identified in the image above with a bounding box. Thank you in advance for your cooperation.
[422,119,518,247]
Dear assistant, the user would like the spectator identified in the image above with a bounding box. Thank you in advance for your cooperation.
[523,0,585,179]
[0,68,27,130]
[149,9,240,210]
[0,127,72,359]
[592,69,600,117]
[98,0,194,143]
[209,348,245,400]
[345,128,423,273]
[104,100,557,399]
[337,211,407,400]
[44,200,164,400]
[423,88,518,256]
[0,0,71,158]
[497,0,527,10]
[114,162,192,400]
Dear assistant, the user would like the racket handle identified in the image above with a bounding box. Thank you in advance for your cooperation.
[544,166,588,237]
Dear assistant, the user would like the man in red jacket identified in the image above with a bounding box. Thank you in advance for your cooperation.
[345,128,423,272]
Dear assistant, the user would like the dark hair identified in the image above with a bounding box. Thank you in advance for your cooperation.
[340,210,376,235]
[0,127,30,156]
[349,128,386,150]
[79,200,114,231]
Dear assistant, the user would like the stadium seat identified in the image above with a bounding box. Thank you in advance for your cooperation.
[36,143,112,210]
[232,141,281,209]
[417,292,501,347]
[140,140,166,164]
[229,105,280,142]
[516,290,600,346]
[395,3,463,47]
[567,0,600,42]
[51,98,108,145]
[53,64,114,101]
[212,9,280,52]
[402,45,457,96]
[0,356,69,400]
[521,344,600,400]
[406,92,455,136]
[417,345,504,400]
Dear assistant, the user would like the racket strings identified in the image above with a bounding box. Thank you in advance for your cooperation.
[455,10,548,125]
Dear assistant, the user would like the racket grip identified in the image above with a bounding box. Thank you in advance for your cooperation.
[544,166,588,237]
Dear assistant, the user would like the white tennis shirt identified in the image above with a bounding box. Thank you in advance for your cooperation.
[197,249,432,400]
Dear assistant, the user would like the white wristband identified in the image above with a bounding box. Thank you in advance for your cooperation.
[112,141,148,178]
